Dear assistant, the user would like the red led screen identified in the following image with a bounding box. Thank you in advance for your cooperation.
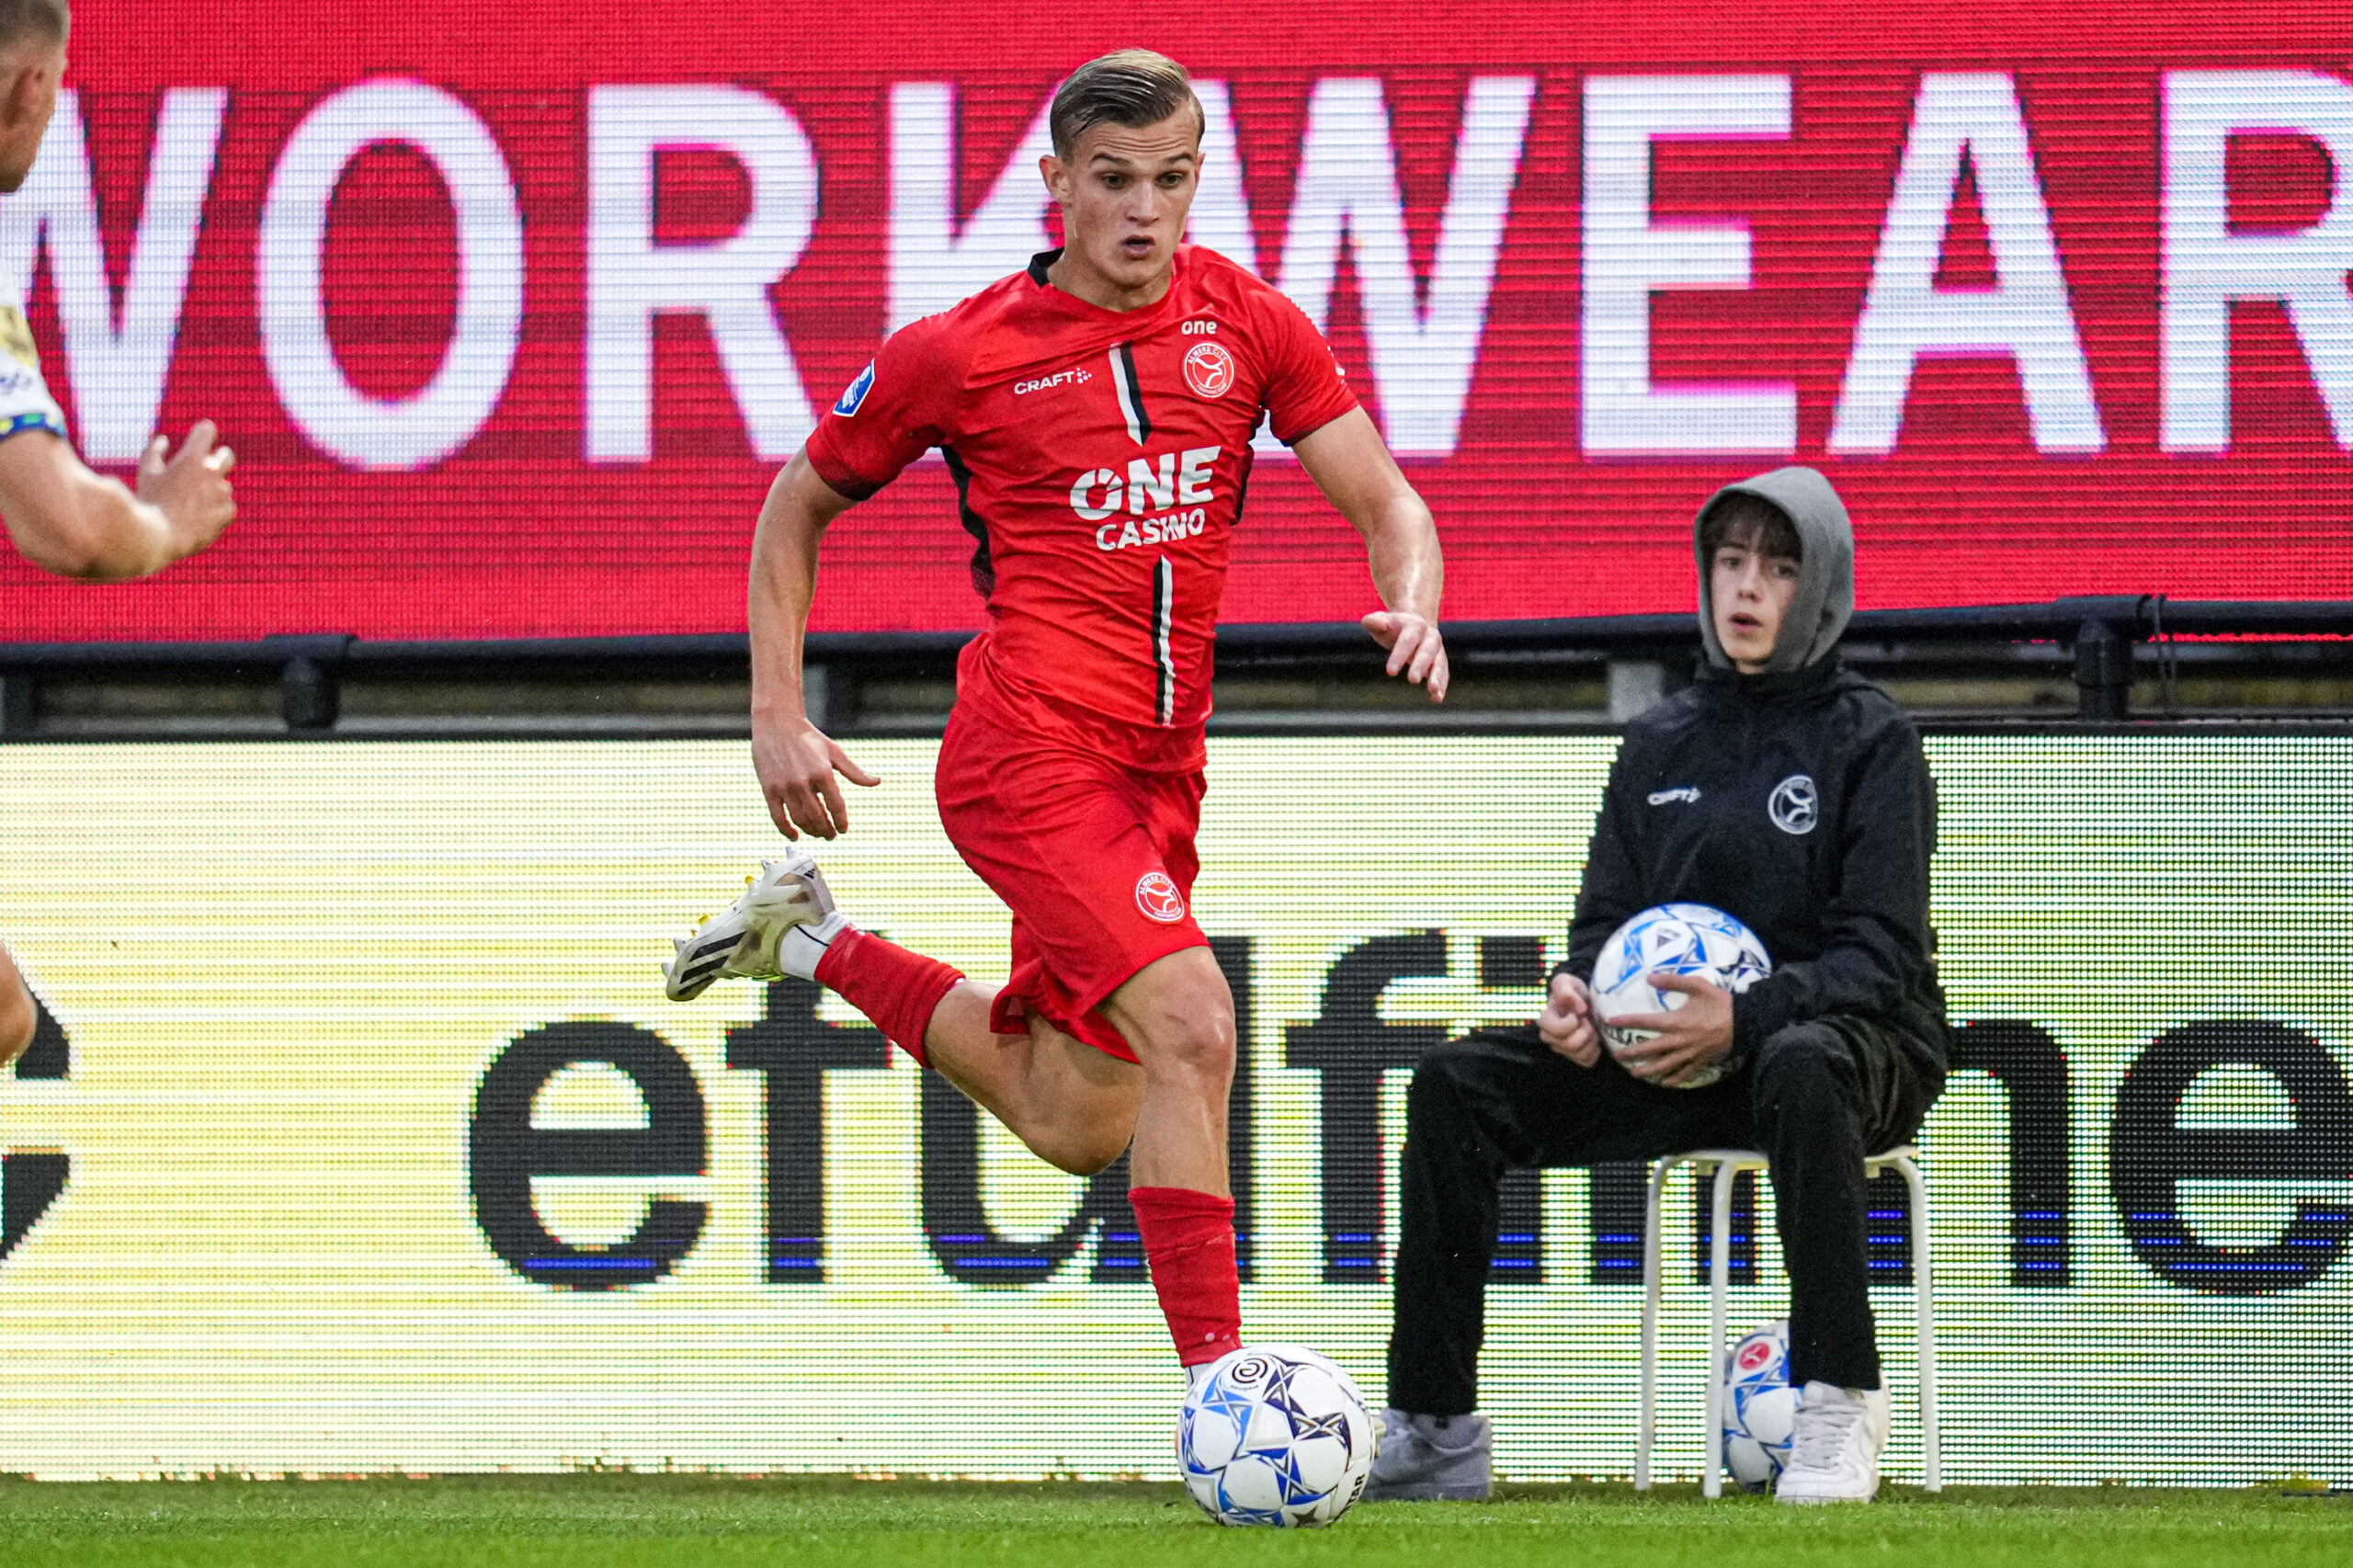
[2,0,2347,641]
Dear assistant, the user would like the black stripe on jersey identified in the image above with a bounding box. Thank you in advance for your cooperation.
[1110,342,1151,446]
[941,447,995,597]
[1154,555,1176,726]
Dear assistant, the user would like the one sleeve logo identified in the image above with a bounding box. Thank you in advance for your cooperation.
[834,361,876,416]
[1,993,71,1267]
[1768,774,1819,835]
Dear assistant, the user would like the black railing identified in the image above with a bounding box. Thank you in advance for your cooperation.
[0,597,2347,733]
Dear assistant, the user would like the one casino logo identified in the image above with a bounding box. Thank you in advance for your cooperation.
[1182,342,1235,400]
[1134,870,1187,924]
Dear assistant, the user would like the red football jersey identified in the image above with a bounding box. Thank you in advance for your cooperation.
[804,245,1358,753]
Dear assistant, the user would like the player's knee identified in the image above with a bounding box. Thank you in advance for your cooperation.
[1136,1010,1235,1090]
[0,974,33,1069]
[1404,1044,1480,1127]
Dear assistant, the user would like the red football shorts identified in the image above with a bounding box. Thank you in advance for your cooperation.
[934,695,1210,1063]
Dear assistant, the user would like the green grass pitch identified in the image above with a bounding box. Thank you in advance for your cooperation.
[0,1477,2343,1567]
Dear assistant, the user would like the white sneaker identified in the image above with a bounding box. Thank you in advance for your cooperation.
[662,851,848,1001]
[1362,1408,1492,1501]
[1774,1381,1889,1504]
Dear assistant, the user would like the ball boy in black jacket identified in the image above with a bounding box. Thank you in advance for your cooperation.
[1368,466,1948,1505]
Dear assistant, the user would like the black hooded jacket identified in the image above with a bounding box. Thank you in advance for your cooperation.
[1563,468,1948,1073]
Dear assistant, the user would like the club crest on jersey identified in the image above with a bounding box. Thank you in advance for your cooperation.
[1769,774,1819,835]
[1134,869,1187,924]
[1182,341,1236,399]
[834,361,876,416]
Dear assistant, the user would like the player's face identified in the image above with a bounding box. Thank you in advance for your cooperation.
[1711,543,1802,673]
[0,37,65,196]
[1040,108,1201,304]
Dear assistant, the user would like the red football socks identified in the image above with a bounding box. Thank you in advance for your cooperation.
[1130,1186,1243,1367]
[813,927,962,1067]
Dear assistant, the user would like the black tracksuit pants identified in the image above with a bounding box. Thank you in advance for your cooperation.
[1386,1017,1943,1415]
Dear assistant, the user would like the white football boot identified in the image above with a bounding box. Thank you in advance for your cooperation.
[1774,1381,1890,1504]
[662,850,849,1002]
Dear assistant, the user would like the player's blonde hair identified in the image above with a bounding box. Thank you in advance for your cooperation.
[1050,49,1204,160]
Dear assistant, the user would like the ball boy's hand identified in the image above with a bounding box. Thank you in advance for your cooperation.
[1536,971,1601,1067]
[1609,972,1735,1085]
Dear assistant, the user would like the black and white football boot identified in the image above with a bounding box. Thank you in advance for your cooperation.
[662,849,849,1002]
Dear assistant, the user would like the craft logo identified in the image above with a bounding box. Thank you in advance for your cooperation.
[1134,869,1187,923]
[1182,342,1236,400]
[1013,368,1091,396]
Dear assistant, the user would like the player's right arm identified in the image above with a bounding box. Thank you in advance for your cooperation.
[748,454,880,841]
[0,422,234,581]
[752,325,958,840]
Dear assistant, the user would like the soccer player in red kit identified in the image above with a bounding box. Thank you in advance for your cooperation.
[665,49,1448,1382]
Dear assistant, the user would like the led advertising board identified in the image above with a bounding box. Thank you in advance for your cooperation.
[0,2,2347,640]
[0,735,2346,1483]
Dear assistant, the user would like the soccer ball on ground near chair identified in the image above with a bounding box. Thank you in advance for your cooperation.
[1722,1319,1799,1491]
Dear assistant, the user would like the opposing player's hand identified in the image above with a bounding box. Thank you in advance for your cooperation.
[754,716,879,841]
[1609,972,1735,1086]
[1361,610,1449,703]
[1536,971,1601,1067]
[135,419,237,562]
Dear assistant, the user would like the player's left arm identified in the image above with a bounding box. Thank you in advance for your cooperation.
[1291,408,1449,703]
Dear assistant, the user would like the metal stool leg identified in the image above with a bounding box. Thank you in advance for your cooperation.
[1898,1153,1940,1493]
[1636,1155,1678,1492]
[1702,1159,1736,1499]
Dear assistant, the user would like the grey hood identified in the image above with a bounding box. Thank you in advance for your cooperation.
[1693,465,1855,675]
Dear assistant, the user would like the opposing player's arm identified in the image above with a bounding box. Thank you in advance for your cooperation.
[1290,408,1448,703]
[748,452,880,841]
[0,423,234,581]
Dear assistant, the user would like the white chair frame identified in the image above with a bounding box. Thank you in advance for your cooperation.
[1633,1144,1939,1496]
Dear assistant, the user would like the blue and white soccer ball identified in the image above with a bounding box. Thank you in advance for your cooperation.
[1176,1345,1374,1527]
[1591,903,1772,1088]
[1722,1319,1799,1491]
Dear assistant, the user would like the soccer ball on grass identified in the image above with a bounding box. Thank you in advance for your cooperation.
[1176,1345,1373,1527]
[1722,1318,1799,1490]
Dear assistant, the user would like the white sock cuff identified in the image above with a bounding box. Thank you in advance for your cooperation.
[776,911,853,982]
